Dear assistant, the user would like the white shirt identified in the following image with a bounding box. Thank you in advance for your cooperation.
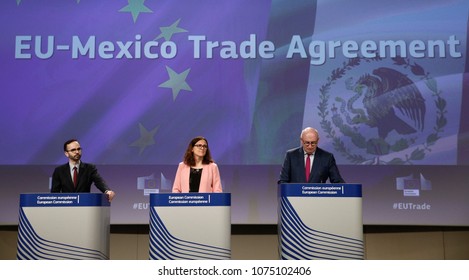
[69,162,80,179]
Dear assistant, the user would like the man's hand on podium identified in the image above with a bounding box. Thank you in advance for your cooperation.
[105,190,116,202]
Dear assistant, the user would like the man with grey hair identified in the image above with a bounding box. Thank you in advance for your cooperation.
[278,127,345,184]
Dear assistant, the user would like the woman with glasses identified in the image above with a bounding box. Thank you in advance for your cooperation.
[172,136,223,193]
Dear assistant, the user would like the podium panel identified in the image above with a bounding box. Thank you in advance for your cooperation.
[149,193,231,260]
[279,183,363,260]
[17,193,110,260]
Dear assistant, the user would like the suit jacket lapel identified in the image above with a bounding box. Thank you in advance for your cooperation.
[64,164,74,189]
[311,148,322,181]
[200,164,208,191]
[298,147,308,182]
[75,162,85,189]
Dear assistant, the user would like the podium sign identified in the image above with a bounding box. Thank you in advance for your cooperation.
[17,193,110,260]
[279,183,364,260]
[149,193,231,260]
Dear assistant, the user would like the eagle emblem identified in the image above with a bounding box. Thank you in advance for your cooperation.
[355,67,426,139]
[318,57,447,165]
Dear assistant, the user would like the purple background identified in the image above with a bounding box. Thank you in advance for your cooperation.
[1,0,469,225]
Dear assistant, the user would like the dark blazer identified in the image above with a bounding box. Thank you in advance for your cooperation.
[51,162,110,193]
[278,146,345,184]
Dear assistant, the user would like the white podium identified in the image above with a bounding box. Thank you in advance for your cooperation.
[149,193,231,260]
[278,183,364,260]
[16,193,110,260]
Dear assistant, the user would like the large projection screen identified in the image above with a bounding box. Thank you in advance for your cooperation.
[1,0,468,226]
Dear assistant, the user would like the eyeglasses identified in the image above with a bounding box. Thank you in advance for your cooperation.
[67,147,82,153]
[302,141,318,146]
[194,144,208,149]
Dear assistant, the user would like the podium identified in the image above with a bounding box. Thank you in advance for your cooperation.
[16,193,110,260]
[149,193,231,260]
[278,183,363,260]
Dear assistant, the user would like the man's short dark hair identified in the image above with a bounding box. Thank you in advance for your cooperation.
[63,139,78,151]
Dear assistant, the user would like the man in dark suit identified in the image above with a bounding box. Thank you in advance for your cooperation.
[279,127,345,184]
[51,139,116,202]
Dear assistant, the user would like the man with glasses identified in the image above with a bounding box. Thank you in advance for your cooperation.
[51,139,116,202]
[278,127,345,184]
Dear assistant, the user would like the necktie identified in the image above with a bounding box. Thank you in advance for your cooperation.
[305,154,311,182]
[73,167,78,188]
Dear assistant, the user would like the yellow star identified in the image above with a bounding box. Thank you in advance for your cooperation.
[119,0,153,23]
[155,18,188,41]
[130,123,159,155]
[159,66,192,100]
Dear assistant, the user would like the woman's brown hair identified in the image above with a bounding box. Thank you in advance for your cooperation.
[183,136,214,166]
